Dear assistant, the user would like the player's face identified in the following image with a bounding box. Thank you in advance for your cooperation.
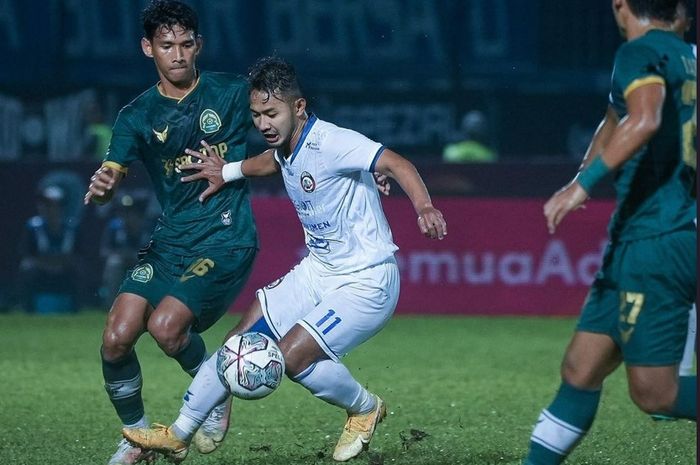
[141,25,201,87]
[250,90,304,150]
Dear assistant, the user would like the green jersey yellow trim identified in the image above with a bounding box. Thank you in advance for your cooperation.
[156,72,202,104]
[623,75,665,99]
[101,161,128,174]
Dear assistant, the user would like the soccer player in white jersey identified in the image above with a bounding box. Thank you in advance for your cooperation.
[122,56,447,463]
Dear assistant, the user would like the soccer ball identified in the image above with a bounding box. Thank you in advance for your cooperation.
[216,332,285,400]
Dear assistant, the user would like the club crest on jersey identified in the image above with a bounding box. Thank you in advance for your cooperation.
[152,125,169,143]
[264,277,284,289]
[300,171,316,193]
[221,209,232,225]
[131,264,153,283]
[200,109,221,134]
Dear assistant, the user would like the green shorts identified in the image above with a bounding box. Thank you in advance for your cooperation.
[119,244,257,333]
[577,226,696,366]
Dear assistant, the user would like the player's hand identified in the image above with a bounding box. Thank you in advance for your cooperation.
[374,172,391,196]
[84,166,118,205]
[181,140,226,203]
[417,205,447,240]
[543,180,589,234]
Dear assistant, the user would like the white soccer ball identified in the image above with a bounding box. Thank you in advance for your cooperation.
[216,332,285,400]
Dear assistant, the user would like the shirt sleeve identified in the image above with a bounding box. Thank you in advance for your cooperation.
[612,41,666,101]
[102,108,142,174]
[324,127,385,175]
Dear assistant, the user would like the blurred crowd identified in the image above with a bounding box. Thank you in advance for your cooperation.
[8,176,158,314]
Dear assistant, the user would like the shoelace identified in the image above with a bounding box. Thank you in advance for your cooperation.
[345,412,372,432]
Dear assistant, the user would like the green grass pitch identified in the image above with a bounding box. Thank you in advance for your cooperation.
[0,311,695,465]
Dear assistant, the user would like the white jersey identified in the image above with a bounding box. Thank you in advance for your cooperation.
[274,115,398,274]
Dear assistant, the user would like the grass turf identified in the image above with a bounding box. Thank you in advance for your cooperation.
[0,311,695,465]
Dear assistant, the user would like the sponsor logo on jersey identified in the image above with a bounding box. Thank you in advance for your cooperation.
[304,130,325,151]
[307,235,330,254]
[300,171,316,193]
[221,209,232,225]
[264,277,284,289]
[200,109,222,134]
[131,264,154,283]
[152,125,169,143]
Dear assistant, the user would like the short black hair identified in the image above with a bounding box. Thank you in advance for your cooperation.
[247,56,303,102]
[627,0,681,22]
[141,0,199,40]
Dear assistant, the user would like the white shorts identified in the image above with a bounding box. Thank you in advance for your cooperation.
[256,257,399,362]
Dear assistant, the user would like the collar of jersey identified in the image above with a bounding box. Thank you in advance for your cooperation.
[156,71,202,103]
[288,114,318,165]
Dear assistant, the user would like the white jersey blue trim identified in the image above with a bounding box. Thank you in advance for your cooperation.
[275,116,398,274]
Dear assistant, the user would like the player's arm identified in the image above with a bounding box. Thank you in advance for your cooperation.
[181,141,279,203]
[590,83,664,170]
[374,149,446,240]
[84,164,125,205]
[239,150,279,177]
[579,105,619,170]
[544,83,665,233]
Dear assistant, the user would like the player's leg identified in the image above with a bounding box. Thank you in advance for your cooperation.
[147,296,202,370]
[285,260,398,461]
[524,330,621,465]
[101,292,153,465]
[148,248,256,456]
[679,304,696,376]
[524,252,625,465]
[191,297,268,454]
[626,365,696,419]
[122,298,268,459]
[621,228,697,421]
[280,323,387,462]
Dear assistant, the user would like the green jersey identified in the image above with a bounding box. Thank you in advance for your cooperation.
[103,71,258,255]
[608,30,696,242]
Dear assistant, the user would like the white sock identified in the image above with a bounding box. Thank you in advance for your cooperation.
[292,360,376,414]
[172,353,229,441]
[531,409,585,456]
[679,304,696,376]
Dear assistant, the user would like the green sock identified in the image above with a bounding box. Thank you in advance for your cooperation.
[668,375,696,420]
[525,382,601,465]
[101,347,144,426]
[173,332,207,377]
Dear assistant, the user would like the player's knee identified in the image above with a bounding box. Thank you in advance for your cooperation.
[148,317,189,356]
[560,357,604,389]
[629,382,676,414]
[101,327,136,361]
[278,344,314,378]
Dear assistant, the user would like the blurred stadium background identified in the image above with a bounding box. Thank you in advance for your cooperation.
[3,0,679,316]
[0,2,696,464]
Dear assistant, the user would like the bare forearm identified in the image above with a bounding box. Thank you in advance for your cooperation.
[382,157,433,213]
[580,106,618,170]
[241,150,278,177]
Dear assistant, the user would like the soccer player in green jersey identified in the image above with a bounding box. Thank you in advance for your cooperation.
[524,1,697,463]
[84,2,257,464]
